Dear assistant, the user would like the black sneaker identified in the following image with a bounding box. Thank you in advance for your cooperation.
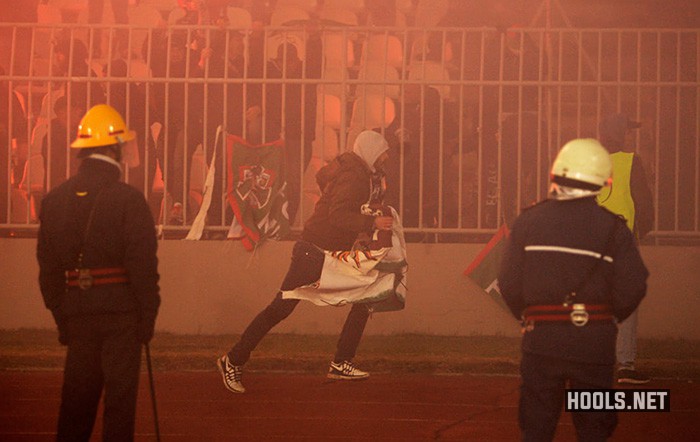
[327,360,370,380]
[617,368,651,384]
[217,355,246,393]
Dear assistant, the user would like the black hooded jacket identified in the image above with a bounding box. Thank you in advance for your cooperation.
[301,153,377,250]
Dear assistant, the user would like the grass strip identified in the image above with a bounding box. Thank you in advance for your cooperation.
[1,329,698,380]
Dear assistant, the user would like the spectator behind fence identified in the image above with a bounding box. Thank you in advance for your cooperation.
[148,30,200,224]
[596,113,654,385]
[247,40,321,225]
[88,0,129,58]
[1,65,29,223]
[104,41,154,194]
[43,96,84,191]
[190,29,261,225]
[479,1,545,228]
[43,36,106,133]
[442,105,480,233]
[385,83,457,233]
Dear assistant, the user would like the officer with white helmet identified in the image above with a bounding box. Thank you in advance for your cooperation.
[498,138,648,441]
[37,104,160,441]
[549,138,614,199]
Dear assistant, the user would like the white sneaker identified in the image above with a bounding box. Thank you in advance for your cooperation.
[217,354,246,393]
[327,360,370,380]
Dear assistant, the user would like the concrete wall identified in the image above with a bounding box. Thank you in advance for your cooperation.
[1,238,699,339]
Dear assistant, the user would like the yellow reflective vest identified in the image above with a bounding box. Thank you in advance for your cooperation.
[597,151,635,232]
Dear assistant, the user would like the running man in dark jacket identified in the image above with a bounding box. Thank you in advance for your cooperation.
[218,130,392,393]
[499,138,648,441]
[37,104,160,441]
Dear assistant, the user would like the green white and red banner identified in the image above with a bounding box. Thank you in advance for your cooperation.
[225,135,290,251]
[463,223,510,312]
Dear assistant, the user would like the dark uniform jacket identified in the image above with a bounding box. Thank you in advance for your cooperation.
[37,157,160,328]
[498,197,648,364]
[301,152,377,251]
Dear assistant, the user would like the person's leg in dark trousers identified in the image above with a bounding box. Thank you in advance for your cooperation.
[568,362,617,442]
[229,295,300,365]
[228,241,324,365]
[57,317,104,441]
[100,313,142,442]
[333,304,370,362]
[519,352,566,442]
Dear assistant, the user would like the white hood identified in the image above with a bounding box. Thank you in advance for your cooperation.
[352,130,389,171]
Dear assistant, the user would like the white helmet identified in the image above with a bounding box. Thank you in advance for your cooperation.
[549,138,612,200]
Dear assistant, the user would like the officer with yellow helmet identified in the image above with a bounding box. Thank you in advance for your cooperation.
[37,104,160,441]
[499,138,648,441]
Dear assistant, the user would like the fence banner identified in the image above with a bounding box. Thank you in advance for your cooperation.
[463,223,510,313]
[225,135,290,251]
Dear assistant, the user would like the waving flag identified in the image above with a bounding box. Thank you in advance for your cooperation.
[463,223,510,312]
[283,207,407,312]
[226,135,290,250]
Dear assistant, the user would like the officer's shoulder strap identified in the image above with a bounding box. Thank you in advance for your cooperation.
[520,198,550,213]
[599,205,629,226]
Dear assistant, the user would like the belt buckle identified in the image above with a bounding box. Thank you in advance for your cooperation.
[570,303,589,326]
[520,318,535,334]
[77,268,93,290]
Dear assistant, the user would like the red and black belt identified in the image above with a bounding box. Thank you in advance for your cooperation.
[523,304,614,327]
[65,267,129,290]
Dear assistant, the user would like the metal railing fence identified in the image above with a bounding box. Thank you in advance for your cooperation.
[1,23,698,243]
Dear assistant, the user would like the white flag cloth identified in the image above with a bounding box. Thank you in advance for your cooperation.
[186,127,222,240]
[282,207,407,311]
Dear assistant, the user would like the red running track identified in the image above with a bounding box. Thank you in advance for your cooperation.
[0,371,697,441]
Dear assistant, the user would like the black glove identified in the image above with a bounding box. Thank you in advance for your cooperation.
[137,316,156,344]
[51,310,68,346]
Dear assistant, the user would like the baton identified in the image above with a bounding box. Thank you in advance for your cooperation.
[144,343,161,442]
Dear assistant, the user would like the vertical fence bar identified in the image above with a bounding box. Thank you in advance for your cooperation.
[576,30,582,136]
[516,28,524,222]
[5,26,18,222]
[398,27,408,225]
[654,31,661,239]
[457,29,466,228]
[675,31,681,232]
[496,29,504,227]
[162,30,173,226]
[537,29,544,200]
[144,27,153,204]
[298,26,308,227]
[418,27,427,229]
[596,31,602,139]
[636,31,642,157]
[556,30,563,154]
[696,30,700,232]
[182,27,192,225]
[477,29,485,230]
[617,31,622,110]
[339,27,348,152]
[437,28,446,231]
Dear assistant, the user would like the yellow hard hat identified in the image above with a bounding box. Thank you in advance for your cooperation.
[71,104,135,148]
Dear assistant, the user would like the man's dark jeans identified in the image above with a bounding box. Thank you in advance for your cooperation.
[229,241,370,365]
